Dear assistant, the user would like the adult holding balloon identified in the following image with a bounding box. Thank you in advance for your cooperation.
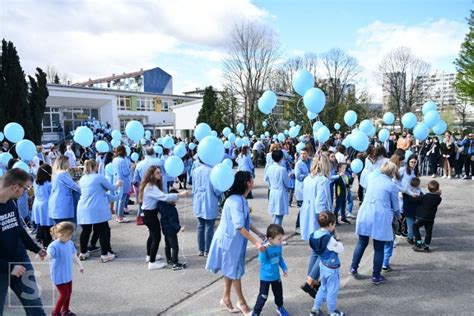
[112,145,132,223]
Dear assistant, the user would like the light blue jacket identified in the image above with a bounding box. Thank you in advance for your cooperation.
[192,164,221,220]
[299,175,332,241]
[360,157,389,189]
[133,156,162,185]
[77,173,116,225]
[206,195,251,280]
[355,174,400,241]
[295,158,311,201]
[32,182,53,226]
[49,171,81,220]
[17,191,29,219]
[112,157,131,193]
[237,153,254,173]
[265,163,289,216]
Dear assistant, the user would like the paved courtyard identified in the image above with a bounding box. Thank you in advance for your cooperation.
[4,169,474,315]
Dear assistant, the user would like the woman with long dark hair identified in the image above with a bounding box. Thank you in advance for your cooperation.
[32,164,53,247]
[440,131,455,179]
[206,171,266,315]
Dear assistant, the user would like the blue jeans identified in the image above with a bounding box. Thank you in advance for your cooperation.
[314,265,340,313]
[307,251,320,281]
[406,217,415,240]
[272,215,284,226]
[334,197,346,221]
[351,235,385,277]
[347,191,353,215]
[115,192,128,217]
[0,257,45,316]
[383,241,394,268]
[197,218,215,253]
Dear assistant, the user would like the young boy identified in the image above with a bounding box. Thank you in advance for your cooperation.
[310,211,344,316]
[412,180,442,252]
[252,224,289,316]
[403,177,422,244]
[334,163,351,225]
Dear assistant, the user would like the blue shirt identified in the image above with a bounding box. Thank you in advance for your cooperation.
[47,240,76,285]
[258,244,287,282]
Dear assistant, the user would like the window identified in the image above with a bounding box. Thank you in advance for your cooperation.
[117,96,131,110]
[119,118,144,131]
[42,107,62,133]
[136,98,154,111]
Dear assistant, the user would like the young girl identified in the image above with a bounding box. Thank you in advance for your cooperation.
[32,164,53,247]
[46,222,84,316]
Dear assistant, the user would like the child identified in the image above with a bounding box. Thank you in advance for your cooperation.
[402,177,422,244]
[46,222,84,316]
[32,164,54,247]
[334,163,351,225]
[310,212,344,316]
[288,163,296,207]
[412,180,442,252]
[157,189,186,270]
[252,224,289,316]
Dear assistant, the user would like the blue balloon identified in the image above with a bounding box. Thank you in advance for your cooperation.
[195,123,212,141]
[359,120,373,135]
[235,137,243,148]
[212,130,218,137]
[288,126,299,138]
[367,125,376,137]
[154,145,163,155]
[222,127,231,137]
[125,120,144,143]
[351,159,364,173]
[242,137,250,147]
[4,122,25,143]
[111,139,121,148]
[313,121,323,131]
[303,88,326,114]
[342,136,351,148]
[413,123,430,141]
[423,110,441,128]
[264,131,270,137]
[236,123,245,133]
[15,139,36,161]
[197,136,225,166]
[292,69,314,96]
[164,156,184,177]
[131,152,139,162]
[284,129,289,136]
[174,144,187,158]
[290,121,295,127]
[13,161,29,173]
[210,163,234,192]
[334,123,341,131]
[432,120,447,135]
[422,100,437,115]
[351,130,369,152]
[162,136,175,149]
[307,111,317,120]
[95,140,109,153]
[0,152,13,166]
[0,132,3,142]
[296,142,306,153]
[401,112,417,129]
[188,143,196,151]
[105,163,114,176]
[344,111,357,127]
[383,112,395,125]
[157,138,163,145]
[258,91,277,114]
[239,131,244,137]
[278,133,285,142]
[73,126,93,147]
[224,140,231,149]
[222,158,233,168]
[317,126,330,143]
[228,133,236,143]
[378,129,390,142]
[249,131,254,136]
[262,121,267,128]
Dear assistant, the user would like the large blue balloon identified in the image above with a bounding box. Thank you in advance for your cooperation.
[307,111,317,120]
[317,126,330,143]
[197,136,225,166]
[0,152,13,166]
[378,129,390,142]
[401,112,417,129]
[293,69,314,96]
[313,121,323,131]
[125,120,144,143]
[210,163,234,192]
[359,119,373,135]
[258,91,277,114]
[423,110,441,128]
[111,130,122,140]
[105,163,114,176]
[277,133,285,142]
[303,88,326,114]
[383,112,395,125]
[130,152,139,162]
[228,133,236,143]
[154,145,163,155]
[351,159,364,173]
[162,136,175,149]
[111,139,121,148]
[73,126,93,147]
[288,126,299,138]
[4,122,25,143]
[13,161,29,173]
[95,140,109,153]
[164,156,184,177]
[222,158,233,168]
[222,127,231,137]
[15,139,36,161]
[236,123,245,133]
[344,111,357,127]
[235,137,243,148]
[194,123,212,141]
[174,144,187,158]
[334,123,341,131]
[422,100,437,115]
[432,120,447,135]
[413,123,430,141]
[351,131,369,152]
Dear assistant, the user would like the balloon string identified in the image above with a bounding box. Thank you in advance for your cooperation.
[180,182,187,274]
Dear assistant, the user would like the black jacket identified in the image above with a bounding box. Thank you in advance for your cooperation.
[414,193,442,221]
[157,201,181,235]
[403,192,422,218]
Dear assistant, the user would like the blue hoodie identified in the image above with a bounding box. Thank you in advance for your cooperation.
[309,230,341,269]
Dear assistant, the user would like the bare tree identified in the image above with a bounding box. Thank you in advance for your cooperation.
[46,65,71,85]
[320,48,361,105]
[453,98,471,128]
[378,47,430,123]
[269,53,318,93]
[223,21,280,130]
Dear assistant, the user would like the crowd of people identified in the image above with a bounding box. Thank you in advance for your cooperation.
[1,124,470,315]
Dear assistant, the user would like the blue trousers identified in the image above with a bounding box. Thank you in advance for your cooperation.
[351,235,385,277]
[383,241,394,268]
[272,215,284,226]
[313,264,340,313]
[347,191,353,215]
[406,217,415,240]
[334,197,346,221]
[115,191,128,217]
[197,218,215,253]
[307,250,320,281]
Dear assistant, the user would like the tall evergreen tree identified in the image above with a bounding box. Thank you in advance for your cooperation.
[454,10,474,103]
[196,86,218,129]
[28,68,49,143]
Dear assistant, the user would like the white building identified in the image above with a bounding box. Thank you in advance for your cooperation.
[43,84,201,143]
[417,71,459,109]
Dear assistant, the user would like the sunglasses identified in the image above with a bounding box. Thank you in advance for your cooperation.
[19,184,32,191]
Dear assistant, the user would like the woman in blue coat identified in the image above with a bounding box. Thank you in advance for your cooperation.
[206,171,266,315]
[265,150,290,225]
[350,161,400,285]
[192,162,222,256]
[112,145,131,223]
[32,164,53,247]
[49,156,81,224]
[237,146,254,199]
[77,159,122,263]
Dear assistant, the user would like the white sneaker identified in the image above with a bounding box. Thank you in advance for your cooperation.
[148,261,167,270]
[431,174,436,178]
[447,175,452,179]
[78,253,90,261]
[101,253,115,263]
[441,175,447,179]
[145,255,162,263]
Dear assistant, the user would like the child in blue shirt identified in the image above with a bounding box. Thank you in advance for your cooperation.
[46,222,83,316]
[252,224,289,316]
[310,211,344,316]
